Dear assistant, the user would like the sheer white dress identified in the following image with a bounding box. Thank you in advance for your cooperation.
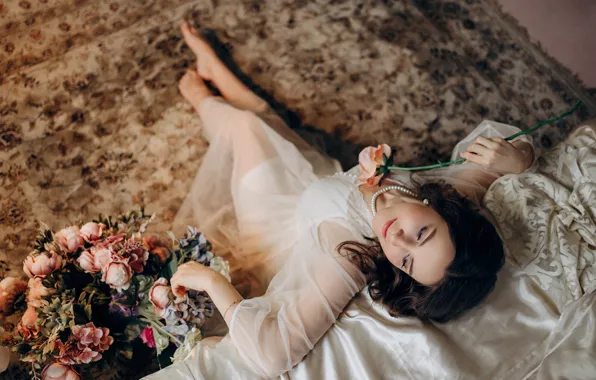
[145,96,596,379]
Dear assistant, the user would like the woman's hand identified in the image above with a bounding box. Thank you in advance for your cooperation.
[460,136,534,174]
[170,261,219,297]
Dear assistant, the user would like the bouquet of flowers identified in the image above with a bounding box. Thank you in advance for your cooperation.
[0,208,229,379]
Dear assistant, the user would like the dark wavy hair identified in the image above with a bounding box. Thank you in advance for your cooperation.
[339,181,505,323]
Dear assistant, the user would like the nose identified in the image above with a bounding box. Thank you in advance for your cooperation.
[387,228,413,248]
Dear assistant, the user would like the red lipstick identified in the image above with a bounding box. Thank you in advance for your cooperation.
[382,218,397,239]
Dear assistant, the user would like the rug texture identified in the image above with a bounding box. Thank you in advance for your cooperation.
[1,0,594,378]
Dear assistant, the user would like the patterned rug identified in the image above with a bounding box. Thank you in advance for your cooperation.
[1,0,595,378]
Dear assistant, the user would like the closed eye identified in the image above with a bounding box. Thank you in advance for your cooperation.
[417,226,428,241]
[401,254,410,269]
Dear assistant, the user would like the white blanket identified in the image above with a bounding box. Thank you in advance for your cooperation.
[146,119,596,379]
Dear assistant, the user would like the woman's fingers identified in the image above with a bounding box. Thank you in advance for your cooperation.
[465,142,491,156]
[173,285,187,298]
[475,136,501,149]
[170,272,188,297]
[461,151,487,166]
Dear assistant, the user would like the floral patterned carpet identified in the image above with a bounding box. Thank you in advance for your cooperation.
[1,0,595,378]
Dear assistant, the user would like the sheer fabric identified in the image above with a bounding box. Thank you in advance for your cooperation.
[152,96,542,379]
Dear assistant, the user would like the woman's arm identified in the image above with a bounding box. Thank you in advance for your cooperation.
[171,222,365,378]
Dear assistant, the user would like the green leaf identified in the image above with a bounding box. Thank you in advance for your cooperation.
[84,304,92,320]
[119,344,134,360]
[387,154,394,166]
[134,275,154,294]
[123,323,142,342]
[152,326,170,355]
[159,257,177,281]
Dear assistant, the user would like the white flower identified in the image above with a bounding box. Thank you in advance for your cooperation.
[209,257,231,282]
[171,327,202,362]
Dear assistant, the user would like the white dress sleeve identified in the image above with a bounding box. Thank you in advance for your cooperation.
[227,220,366,378]
[417,120,539,204]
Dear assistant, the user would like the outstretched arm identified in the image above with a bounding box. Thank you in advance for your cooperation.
[172,222,365,378]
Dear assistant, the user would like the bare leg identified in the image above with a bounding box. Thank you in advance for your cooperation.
[181,22,267,113]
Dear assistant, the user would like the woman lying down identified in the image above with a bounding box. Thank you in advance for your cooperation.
[145,22,596,379]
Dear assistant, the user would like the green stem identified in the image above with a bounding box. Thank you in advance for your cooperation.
[139,313,184,346]
[385,100,581,172]
[504,100,582,141]
[388,158,465,171]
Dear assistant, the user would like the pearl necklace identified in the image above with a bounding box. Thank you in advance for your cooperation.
[371,185,418,217]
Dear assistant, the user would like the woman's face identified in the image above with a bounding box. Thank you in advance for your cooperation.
[372,197,455,285]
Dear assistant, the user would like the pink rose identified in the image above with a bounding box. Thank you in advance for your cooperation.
[41,363,80,380]
[77,246,111,273]
[102,258,132,291]
[0,277,28,314]
[149,278,173,316]
[93,247,112,271]
[55,226,85,253]
[23,251,62,278]
[139,326,156,348]
[79,222,104,242]
[21,306,38,327]
[26,277,52,308]
[358,144,392,186]
[77,251,99,273]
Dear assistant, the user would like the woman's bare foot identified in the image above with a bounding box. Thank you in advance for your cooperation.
[178,70,212,112]
[181,22,219,81]
[181,22,266,113]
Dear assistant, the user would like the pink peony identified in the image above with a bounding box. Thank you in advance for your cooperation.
[23,251,62,278]
[94,233,126,248]
[77,250,99,273]
[78,222,104,242]
[41,362,80,380]
[55,340,101,365]
[26,277,52,308]
[56,323,114,365]
[71,322,114,352]
[149,278,173,316]
[78,247,112,273]
[21,305,38,327]
[139,326,156,348]
[55,226,85,253]
[0,277,27,314]
[93,247,112,271]
[358,144,392,187]
[102,257,133,291]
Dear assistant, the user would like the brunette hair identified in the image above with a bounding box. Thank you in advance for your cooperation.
[339,182,505,323]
